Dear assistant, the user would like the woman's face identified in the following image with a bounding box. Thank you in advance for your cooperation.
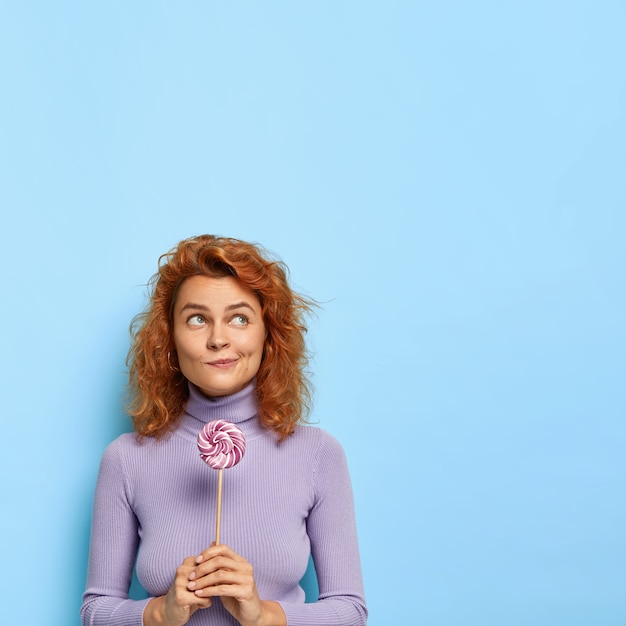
[172,275,266,397]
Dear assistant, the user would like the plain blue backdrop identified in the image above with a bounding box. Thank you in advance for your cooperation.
[1,2,625,625]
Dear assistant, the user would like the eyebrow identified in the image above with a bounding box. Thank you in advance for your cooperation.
[178,301,256,314]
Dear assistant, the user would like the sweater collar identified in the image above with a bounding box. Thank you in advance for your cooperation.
[185,380,259,424]
[175,380,268,443]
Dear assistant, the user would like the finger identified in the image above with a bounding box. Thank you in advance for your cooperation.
[196,543,246,564]
[189,561,255,594]
[191,575,255,600]
[172,559,214,609]
[190,554,252,586]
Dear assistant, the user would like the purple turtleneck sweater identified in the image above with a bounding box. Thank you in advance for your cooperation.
[81,382,367,626]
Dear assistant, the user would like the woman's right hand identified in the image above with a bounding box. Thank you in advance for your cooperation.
[143,556,213,626]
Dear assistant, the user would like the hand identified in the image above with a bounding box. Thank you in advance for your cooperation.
[187,543,285,626]
[143,556,212,626]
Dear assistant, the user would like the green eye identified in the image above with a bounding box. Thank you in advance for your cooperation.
[231,314,248,326]
[188,314,205,326]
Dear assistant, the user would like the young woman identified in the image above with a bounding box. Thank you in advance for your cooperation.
[81,235,367,626]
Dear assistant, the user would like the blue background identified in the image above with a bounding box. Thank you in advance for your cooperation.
[1,2,625,625]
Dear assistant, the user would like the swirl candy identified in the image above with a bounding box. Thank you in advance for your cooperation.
[197,420,246,470]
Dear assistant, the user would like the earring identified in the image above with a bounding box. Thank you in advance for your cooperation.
[167,351,180,372]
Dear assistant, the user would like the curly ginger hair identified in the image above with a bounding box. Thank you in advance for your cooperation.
[126,235,315,440]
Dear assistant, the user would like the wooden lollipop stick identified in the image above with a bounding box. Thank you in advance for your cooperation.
[198,420,246,547]
[215,467,223,545]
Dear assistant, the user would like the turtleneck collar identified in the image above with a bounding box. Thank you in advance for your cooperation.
[175,379,268,443]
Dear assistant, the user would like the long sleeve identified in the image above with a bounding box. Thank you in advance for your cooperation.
[81,439,150,625]
[277,433,368,626]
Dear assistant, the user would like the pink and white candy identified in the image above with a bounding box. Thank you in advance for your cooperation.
[197,420,246,470]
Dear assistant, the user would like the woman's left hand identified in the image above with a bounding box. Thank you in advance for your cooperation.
[186,543,286,626]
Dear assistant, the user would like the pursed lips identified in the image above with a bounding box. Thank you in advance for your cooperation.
[205,358,239,368]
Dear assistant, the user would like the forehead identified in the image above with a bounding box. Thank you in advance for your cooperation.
[175,275,262,310]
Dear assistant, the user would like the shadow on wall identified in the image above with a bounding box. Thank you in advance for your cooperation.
[300,556,320,602]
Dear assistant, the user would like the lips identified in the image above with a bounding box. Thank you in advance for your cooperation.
[206,358,238,368]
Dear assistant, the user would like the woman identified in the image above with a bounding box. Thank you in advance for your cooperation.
[81,235,367,626]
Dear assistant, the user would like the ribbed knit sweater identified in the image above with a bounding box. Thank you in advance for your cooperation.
[81,381,367,626]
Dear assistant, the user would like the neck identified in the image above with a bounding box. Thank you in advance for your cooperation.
[185,381,259,424]
[175,379,268,443]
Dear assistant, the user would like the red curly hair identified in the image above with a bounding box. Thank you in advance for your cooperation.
[126,235,315,440]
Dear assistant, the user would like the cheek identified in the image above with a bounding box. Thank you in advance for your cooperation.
[246,332,266,365]
[173,332,199,360]
[254,332,266,357]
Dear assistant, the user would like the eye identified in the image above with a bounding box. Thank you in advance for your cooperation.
[188,314,206,326]
[231,314,249,326]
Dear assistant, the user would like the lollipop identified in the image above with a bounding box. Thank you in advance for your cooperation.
[197,420,246,544]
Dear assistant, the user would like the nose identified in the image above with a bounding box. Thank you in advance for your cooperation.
[207,324,229,350]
